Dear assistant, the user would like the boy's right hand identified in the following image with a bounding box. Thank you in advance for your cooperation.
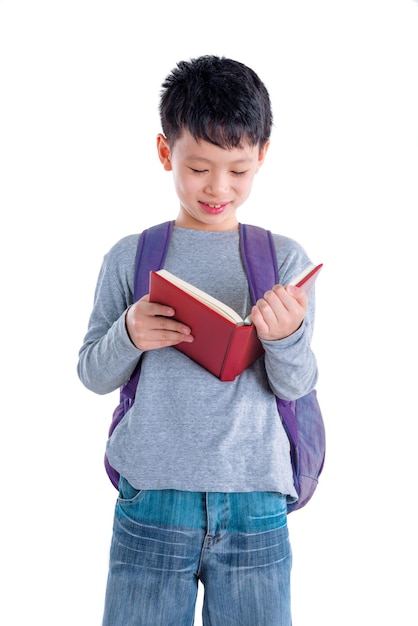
[125,294,194,351]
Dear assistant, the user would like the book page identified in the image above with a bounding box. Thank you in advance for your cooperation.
[155,270,248,325]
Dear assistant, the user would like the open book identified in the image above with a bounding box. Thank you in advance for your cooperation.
[149,262,322,381]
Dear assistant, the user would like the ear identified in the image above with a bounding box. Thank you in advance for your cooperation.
[255,140,270,172]
[157,134,173,171]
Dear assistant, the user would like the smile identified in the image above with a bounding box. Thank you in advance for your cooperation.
[199,201,229,214]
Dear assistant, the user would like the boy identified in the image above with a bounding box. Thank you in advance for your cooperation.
[78,55,318,626]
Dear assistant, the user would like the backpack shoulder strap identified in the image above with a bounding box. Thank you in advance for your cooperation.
[239,223,278,302]
[133,221,175,300]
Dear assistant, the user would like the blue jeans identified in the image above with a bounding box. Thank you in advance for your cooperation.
[102,479,292,626]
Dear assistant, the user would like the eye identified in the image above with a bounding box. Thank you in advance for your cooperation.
[189,168,208,174]
[231,170,247,176]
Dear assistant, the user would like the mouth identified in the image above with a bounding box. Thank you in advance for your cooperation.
[199,201,229,215]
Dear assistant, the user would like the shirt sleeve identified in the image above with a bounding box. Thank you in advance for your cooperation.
[260,233,319,400]
[77,234,144,395]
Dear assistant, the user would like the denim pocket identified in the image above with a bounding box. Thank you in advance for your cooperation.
[117,475,143,503]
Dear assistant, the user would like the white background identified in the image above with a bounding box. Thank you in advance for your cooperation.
[1,1,417,624]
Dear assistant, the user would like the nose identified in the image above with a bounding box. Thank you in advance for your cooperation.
[203,172,230,196]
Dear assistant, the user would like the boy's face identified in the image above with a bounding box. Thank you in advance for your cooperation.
[157,131,269,231]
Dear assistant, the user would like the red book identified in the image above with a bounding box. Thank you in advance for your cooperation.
[149,263,322,382]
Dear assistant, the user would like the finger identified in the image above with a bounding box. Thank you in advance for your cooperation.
[153,315,193,337]
[251,304,271,336]
[136,326,195,351]
[285,284,309,308]
[252,296,281,331]
[140,298,176,319]
[149,329,194,346]
[270,285,307,314]
[262,289,287,322]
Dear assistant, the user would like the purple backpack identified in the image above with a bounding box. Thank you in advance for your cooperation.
[105,221,325,513]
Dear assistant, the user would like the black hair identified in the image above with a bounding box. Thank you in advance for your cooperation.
[159,55,272,150]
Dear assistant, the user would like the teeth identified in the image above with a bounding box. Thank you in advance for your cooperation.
[208,204,222,208]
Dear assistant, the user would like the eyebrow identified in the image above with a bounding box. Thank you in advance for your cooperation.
[186,155,253,165]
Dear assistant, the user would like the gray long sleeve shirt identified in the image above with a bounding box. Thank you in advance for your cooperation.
[78,225,318,500]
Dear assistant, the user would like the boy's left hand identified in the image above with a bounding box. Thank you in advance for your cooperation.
[251,285,308,341]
